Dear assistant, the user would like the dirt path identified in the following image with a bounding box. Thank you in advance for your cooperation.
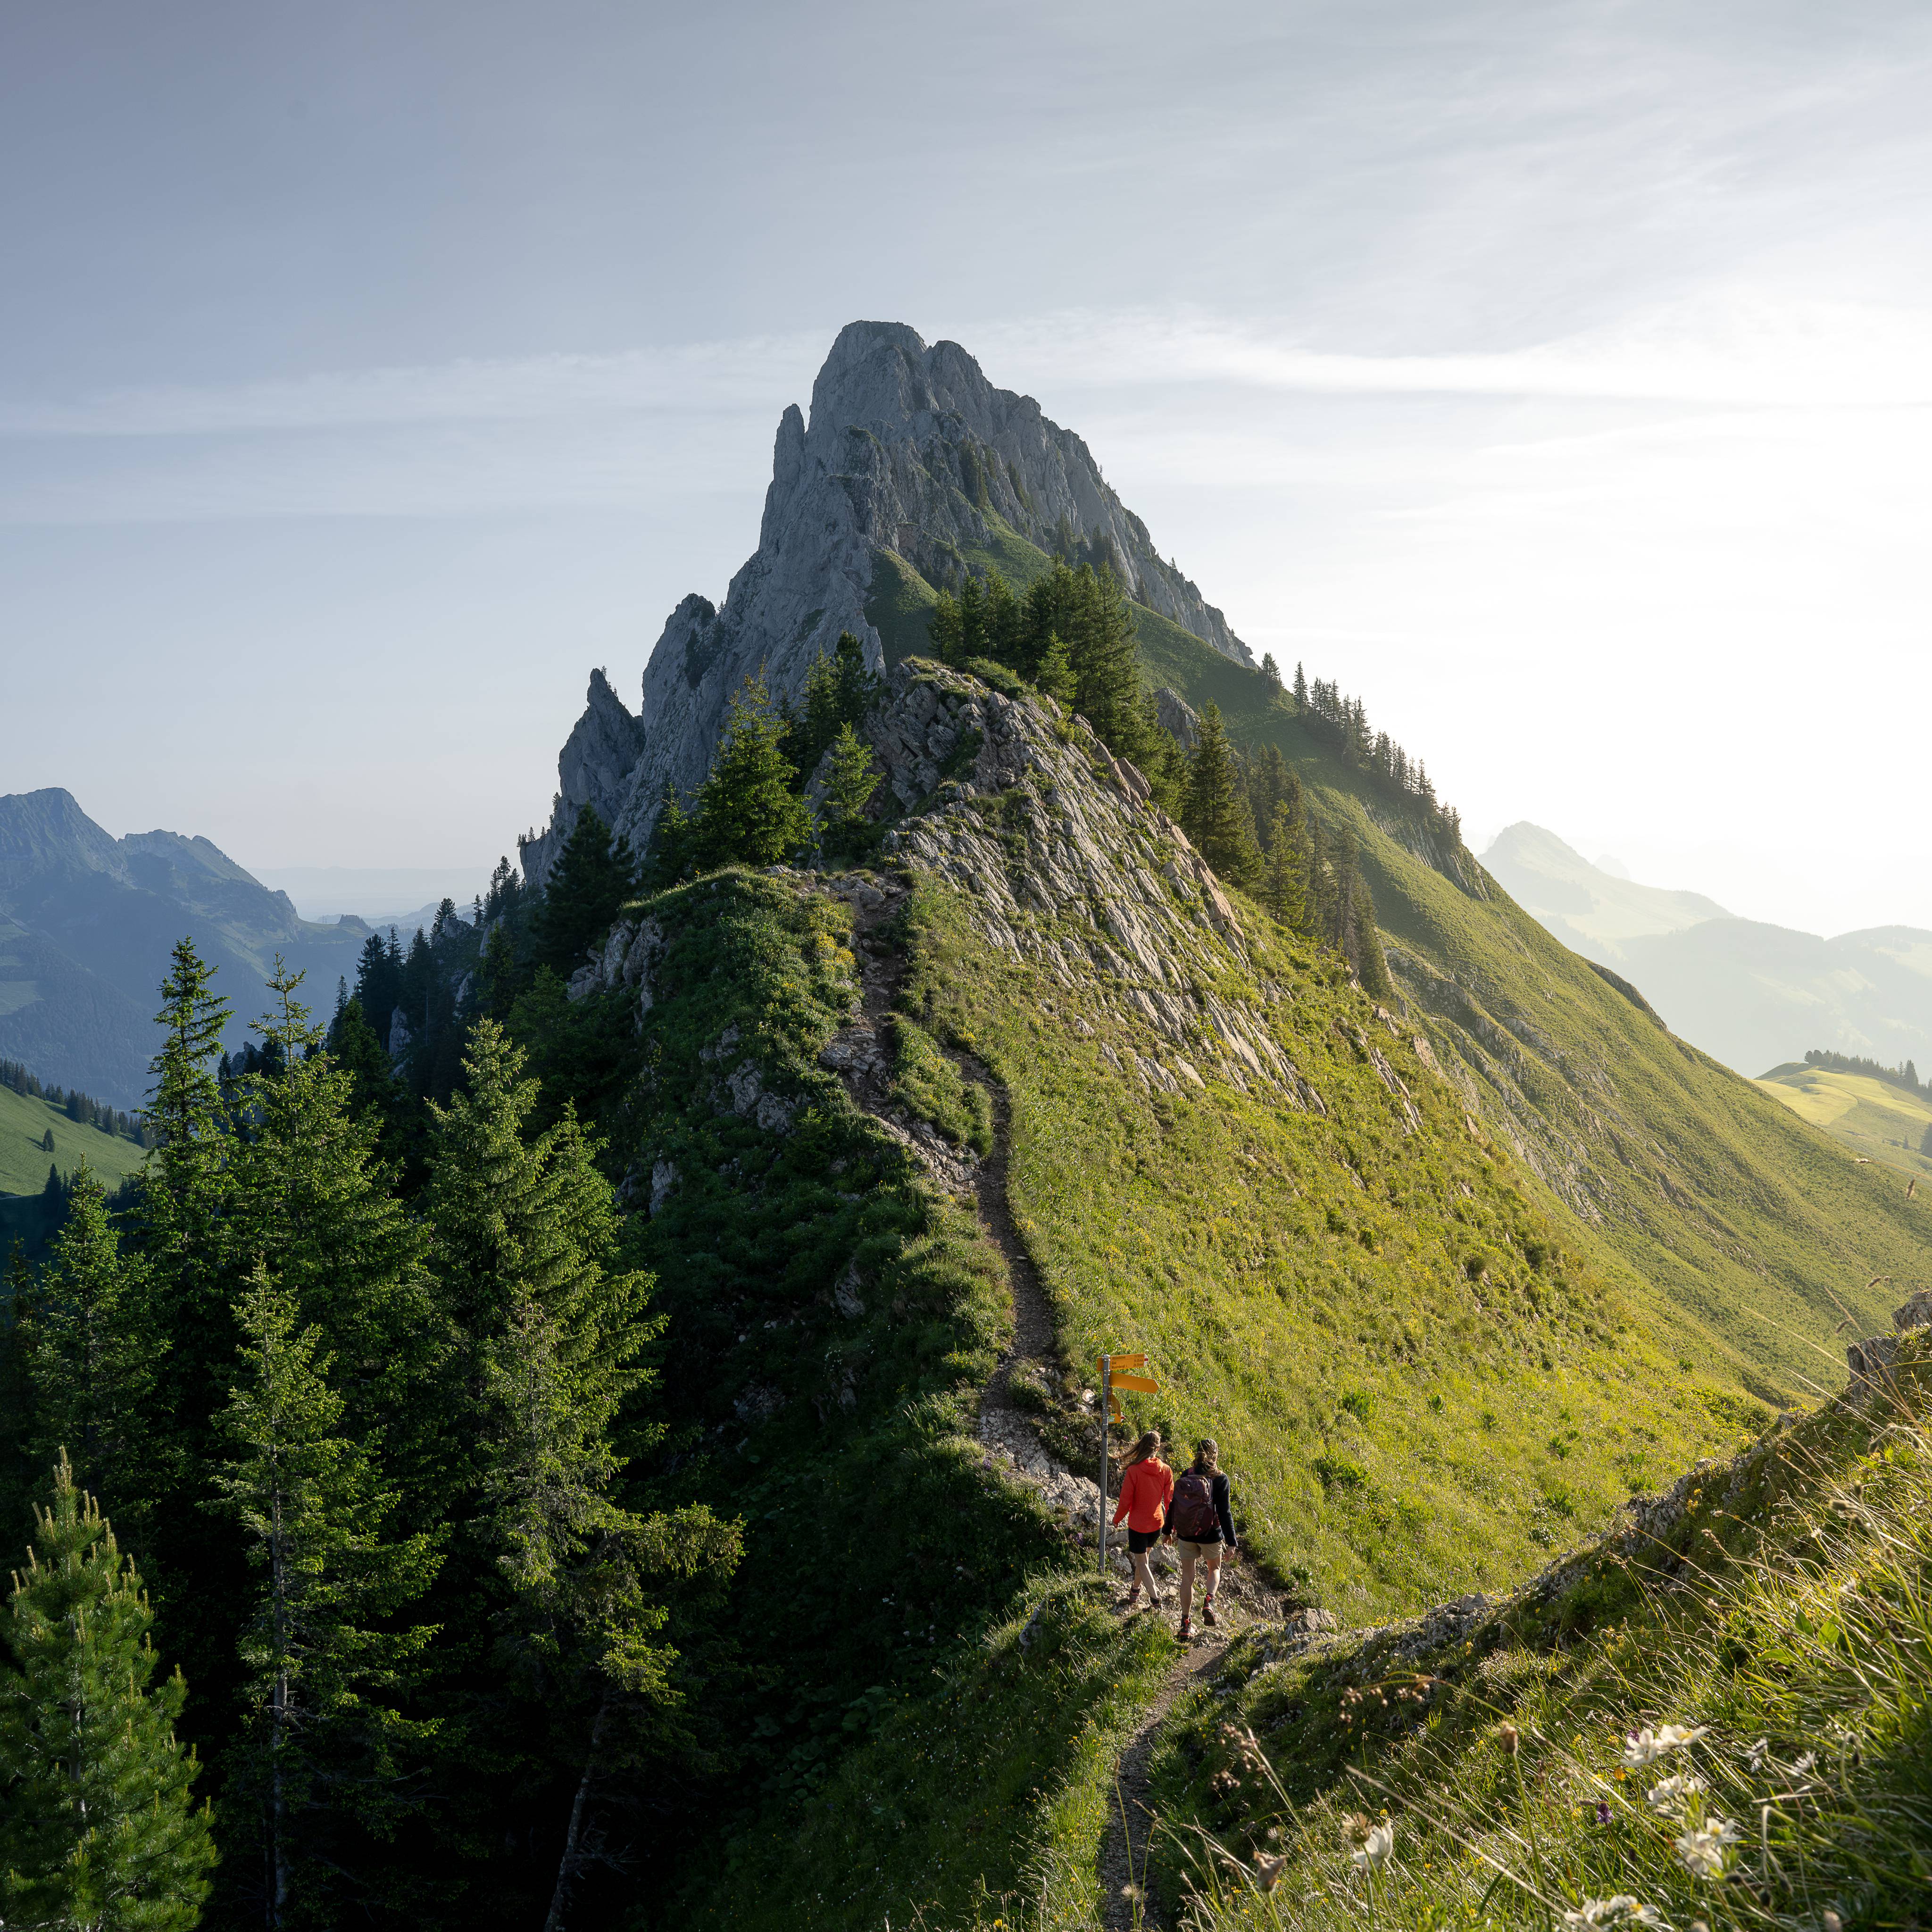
[1097,1625,1231,1930]
[827,870,1264,1929]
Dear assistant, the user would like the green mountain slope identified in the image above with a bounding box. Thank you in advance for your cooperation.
[861,522,1917,1409]
[0,1080,146,1197]
[580,660,1784,1927]
[1757,1060,1932,1180]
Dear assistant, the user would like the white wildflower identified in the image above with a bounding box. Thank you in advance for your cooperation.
[1792,1751,1818,1777]
[1563,1900,1660,1928]
[1645,1772,1707,1819]
[1744,1737,1770,1771]
[1623,1724,1709,1765]
[1349,1821,1395,1870]
[1675,1816,1741,1880]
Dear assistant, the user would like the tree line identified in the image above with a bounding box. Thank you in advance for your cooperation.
[1802,1047,1926,1099]
[1,1057,154,1147]
[1292,664,1462,842]
[0,931,737,1929]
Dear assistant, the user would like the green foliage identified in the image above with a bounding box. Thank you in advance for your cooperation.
[889,1016,994,1156]
[0,1452,215,1932]
[1160,1394,1932,1932]
[533,804,640,979]
[1183,702,1262,891]
[211,1263,441,1924]
[19,1163,157,1525]
[898,881,1743,1616]
[1263,798,1308,932]
[686,675,814,872]
[700,1578,1173,1931]
[817,722,881,863]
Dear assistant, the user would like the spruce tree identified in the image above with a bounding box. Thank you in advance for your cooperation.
[533,806,640,979]
[212,1264,441,1928]
[424,1022,737,1932]
[39,1125,54,1154]
[688,675,811,871]
[0,1452,215,1932]
[1034,630,1075,705]
[226,963,441,1487]
[926,589,963,663]
[22,1163,158,1526]
[1063,565,1158,766]
[818,723,880,862]
[1263,799,1308,931]
[1181,704,1262,890]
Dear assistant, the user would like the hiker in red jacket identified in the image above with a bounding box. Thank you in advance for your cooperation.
[1169,1438,1238,1640]
[1110,1430,1174,1614]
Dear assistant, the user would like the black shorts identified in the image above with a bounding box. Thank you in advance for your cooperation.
[1127,1525,1165,1554]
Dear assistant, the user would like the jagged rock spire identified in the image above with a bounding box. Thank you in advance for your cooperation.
[521,321,1252,887]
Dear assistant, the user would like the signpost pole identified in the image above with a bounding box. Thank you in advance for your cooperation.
[1098,1354,1111,1577]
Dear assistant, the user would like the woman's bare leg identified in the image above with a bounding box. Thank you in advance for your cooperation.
[1178,1548,1198,1622]
[1126,1548,1151,1604]
[1199,1554,1222,1620]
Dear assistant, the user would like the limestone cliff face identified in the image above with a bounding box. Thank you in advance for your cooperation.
[520,320,1253,886]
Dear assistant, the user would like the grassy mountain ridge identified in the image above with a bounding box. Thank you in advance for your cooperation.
[861,519,1915,1405]
[1757,1061,1932,1181]
[0,1080,146,1198]
[591,659,1785,1926]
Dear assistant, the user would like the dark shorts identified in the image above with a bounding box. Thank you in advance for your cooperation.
[1127,1525,1165,1554]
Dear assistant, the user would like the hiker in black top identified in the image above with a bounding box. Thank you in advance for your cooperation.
[1169,1438,1236,1639]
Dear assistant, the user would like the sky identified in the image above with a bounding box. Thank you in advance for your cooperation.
[2,0,1929,934]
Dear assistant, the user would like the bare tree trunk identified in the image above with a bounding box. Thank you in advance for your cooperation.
[542,1697,610,1932]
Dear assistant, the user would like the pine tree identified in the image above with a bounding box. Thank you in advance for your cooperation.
[818,723,880,863]
[424,1023,737,1931]
[22,1163,158,1525]
[226,962,441,1483]
[688,675,812,871]
[39,1125,53,1154]
[0,1452,215,1931]
[1034,630,1075,705]
[1063,565,1158,766]
[212,1264,441,1928]
[533,806,640,979]
[926,589,963,663]
[1263,799,1308,930]
[1181,704,1262,891]
[1293,661,1308,710]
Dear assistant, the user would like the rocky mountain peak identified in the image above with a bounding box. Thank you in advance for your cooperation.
[519,321,1255,887]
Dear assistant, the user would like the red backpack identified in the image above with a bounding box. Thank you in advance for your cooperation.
[1169,1469,1220,1540]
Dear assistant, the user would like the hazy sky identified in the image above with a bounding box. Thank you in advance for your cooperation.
[4,0,1929,934]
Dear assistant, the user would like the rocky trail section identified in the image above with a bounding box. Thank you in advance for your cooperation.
[864,659,1351,1116]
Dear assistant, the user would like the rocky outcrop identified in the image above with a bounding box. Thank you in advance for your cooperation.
[519,669,649,886]
[521,322,1254,887]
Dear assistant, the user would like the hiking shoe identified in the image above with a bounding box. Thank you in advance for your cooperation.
[1202,1599,1219,1627]
[1176,1617,1192,1641]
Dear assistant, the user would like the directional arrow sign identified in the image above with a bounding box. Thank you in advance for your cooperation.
[1110,1372,1159,1394]
[1101,1353,1146,1372]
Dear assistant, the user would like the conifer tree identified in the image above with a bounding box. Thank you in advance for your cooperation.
[0,1242,38,1535]
[39,1125,53,1154]
[212,1264,441,1928]
[1263,799,1308,931]
[818,723,880,862]
[688,675,811,871]
[1181,704,1262,891]
[1293,660,1308,710]
[1034,630,1075,705]
[425,1023,739,1932]
[23,1163,158,1525]
[926,589,963,663]
[1063,564,1158,766]
[227,964,441,1480]
[533,806,640,979]
[0,1452,215,1931]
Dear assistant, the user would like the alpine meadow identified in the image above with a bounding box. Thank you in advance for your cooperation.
[3,320,1928,1932]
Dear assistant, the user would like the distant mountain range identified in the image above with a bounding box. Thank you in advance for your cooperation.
[1482,822,1932,1077]
[0,789,453,1109]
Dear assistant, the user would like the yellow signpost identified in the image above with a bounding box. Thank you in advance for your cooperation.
[1097,1351,1162,1573]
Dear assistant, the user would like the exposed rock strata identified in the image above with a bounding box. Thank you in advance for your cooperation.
[522,321,1253,886]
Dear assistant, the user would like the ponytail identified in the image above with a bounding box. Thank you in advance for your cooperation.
[1191,1438,1219,1476]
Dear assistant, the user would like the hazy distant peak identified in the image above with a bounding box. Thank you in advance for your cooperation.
[1481,821,1730,945]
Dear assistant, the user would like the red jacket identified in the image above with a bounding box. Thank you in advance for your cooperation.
[1112,1457,1174,1534]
